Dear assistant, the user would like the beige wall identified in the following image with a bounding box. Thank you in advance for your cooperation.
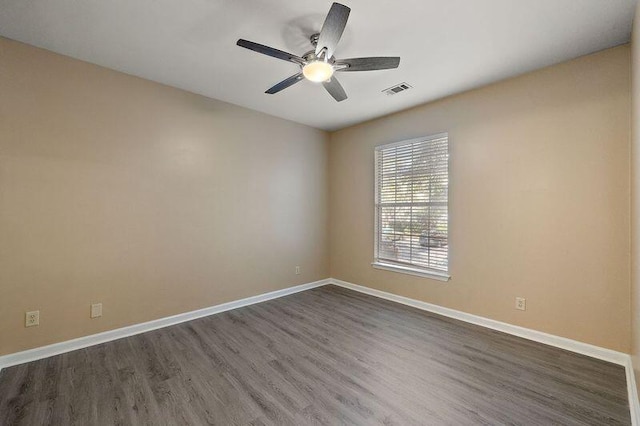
[631,1,640,397]
[0,37,329,356]
[0,34,632,358]
[329,46,631,352]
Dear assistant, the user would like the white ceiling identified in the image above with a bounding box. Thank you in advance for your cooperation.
[0,0,636,131]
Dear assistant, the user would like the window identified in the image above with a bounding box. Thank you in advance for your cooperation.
[373,133,449,280]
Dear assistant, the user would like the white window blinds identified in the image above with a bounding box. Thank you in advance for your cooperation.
[374,134,449,275]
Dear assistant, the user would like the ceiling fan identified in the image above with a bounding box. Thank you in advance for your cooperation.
[236,2,400,102]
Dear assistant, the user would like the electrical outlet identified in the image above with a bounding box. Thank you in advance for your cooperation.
[295,266,300,275]
[25,310,39,327]
[515,297,526,311]
[91,303,103,318]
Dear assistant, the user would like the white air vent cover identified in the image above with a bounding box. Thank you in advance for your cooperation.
[383,82,412,95]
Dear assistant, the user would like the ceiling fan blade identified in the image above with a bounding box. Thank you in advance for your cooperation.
[335,57,401,72]
[237,39,305,65]
[265,73,304,94]
[323,76,347,102]
[315,3,350,59]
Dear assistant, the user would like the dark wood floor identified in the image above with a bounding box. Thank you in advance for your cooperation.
[0,285,631,425]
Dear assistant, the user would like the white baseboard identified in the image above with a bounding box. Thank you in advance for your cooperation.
[627,357,640,426]
[0,278,330,373]
[329,278,639,425]
[329,278,627,364]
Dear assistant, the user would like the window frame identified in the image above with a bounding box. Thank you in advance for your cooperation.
[372,133,451,282]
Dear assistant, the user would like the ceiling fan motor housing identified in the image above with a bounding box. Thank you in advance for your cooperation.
[310,33,320,48]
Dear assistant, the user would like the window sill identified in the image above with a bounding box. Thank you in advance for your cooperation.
[371,262,450,282]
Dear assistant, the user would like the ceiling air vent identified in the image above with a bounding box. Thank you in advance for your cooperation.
[383,82,412,96]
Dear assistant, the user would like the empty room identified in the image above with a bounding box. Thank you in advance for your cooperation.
[2,0,640,424]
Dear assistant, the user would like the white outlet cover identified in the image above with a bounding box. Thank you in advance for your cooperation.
[25,310,39,327]
[515,297,526,311]
[91,303,103,318]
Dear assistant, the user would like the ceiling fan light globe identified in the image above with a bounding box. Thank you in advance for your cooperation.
[302,61,334,83]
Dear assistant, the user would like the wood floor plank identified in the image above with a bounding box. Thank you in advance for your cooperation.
[0,285,631,425]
